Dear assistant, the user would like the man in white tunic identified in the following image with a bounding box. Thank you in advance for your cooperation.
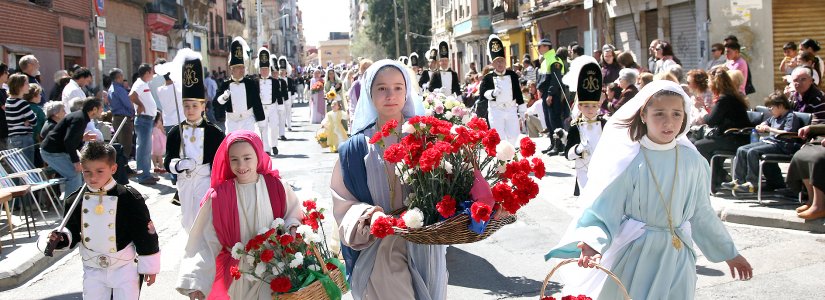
[256,48,280,155]
[427,41,461,95]
[480,35,525,146]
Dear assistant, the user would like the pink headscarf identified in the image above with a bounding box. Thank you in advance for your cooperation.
[210,130,279,188]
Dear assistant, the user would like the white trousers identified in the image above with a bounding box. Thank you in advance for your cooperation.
[177,164,212,232]
[279,100,290,136]
[285,96,294,131]
[261,104,280,149]
[296,85,305,102]
[83,262,140,300]
[575,167,589,192]
[488,106,520,146]
[225,109,256,132]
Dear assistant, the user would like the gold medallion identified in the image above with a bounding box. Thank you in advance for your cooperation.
[190,136,196,143]
[94,204,105,215]
[672,235,682,250]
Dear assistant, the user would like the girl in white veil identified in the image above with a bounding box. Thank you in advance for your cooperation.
[544,80,752,299]
[331,59,439,300]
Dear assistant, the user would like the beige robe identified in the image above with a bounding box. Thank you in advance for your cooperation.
[176,175,303,299]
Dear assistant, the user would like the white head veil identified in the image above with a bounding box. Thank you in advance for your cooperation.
[351,59,425,133]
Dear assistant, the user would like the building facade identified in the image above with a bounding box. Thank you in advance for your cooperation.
[317,39,351,67]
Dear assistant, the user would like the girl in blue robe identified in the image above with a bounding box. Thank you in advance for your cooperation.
[545,80,753,299]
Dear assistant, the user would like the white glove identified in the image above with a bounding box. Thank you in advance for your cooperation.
[517,104,527,114]
[493,88,502,97]
[257,121,268,129]
[218,90,230,104]
[175,158,197,173]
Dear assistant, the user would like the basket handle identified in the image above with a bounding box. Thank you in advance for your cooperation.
[540,258,632,300]
[310,244,330,276]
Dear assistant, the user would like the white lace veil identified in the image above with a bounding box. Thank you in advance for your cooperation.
[351,59,425,133]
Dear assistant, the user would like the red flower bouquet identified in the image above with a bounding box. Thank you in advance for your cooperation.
[369,116,545,244]
[310,81,324,94]
[229,199,348,299]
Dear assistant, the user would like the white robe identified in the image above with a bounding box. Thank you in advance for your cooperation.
[176,175,303,299]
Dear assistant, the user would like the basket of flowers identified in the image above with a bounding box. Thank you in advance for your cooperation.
[421,92,473,124]
[311,81,324,94]
[539,258,631,300]
[315,129,329,148]
[230,199,348,300]
[368,111,545,245]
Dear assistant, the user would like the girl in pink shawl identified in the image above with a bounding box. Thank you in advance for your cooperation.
[176,130,304,300]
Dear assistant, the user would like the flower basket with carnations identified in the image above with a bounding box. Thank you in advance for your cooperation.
[311,81,324,94]
[368,115,545,245]
[230,199,348,300]
[315,129,329,148]
[421,91,472,124]
[539,258,631,300]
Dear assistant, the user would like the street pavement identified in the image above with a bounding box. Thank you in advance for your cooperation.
[2,105,825,299]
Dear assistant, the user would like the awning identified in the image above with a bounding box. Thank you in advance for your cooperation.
[521,0,583,23]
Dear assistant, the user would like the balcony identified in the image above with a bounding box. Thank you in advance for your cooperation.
[226,1,245,23]
[145,0,179,34]
[145,0,179,18]
[491,0,519,23]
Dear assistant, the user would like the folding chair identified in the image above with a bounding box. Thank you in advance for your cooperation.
[710,110,765,192]
[757,112,813,204]
[0,149,63,221]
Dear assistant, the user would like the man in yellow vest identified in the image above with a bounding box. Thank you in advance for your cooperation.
[536,39,569,155]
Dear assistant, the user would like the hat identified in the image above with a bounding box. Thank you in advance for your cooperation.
[614,68,639,84]
[278,56,290,74]
[577,62,602,103]
[398,56,410,66]
[410,52,419,67]
[182,56,206,102]
[487,34,505,61]
[438,41,449,59]
[538,39,553,47]
[257,47,271,69]
[229,37,249,67]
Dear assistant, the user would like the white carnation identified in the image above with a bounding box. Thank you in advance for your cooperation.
[495,141,516,161]
[295,225,313,237]
[270,218,285,229]
[402,122,416,134]
[425,109,433,116]
[230,242,244,260]
[289,253,304,268]
[245,254,256,266]
[461,114,471,124]
[308,264,321,271]
[497,164,507,174]
[444,161,453,174]
[254,262,267,277]
[402,208,425,229]
[444,111,454,120]
[444,99,455,109]
[450,125,460,134]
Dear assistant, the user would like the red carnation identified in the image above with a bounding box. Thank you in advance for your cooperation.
[245,234,266,251]
[418,147,444,172]
[471,202,492,223]
[532,157,546,179]
[436,195,457,218]
[384,143,407,164]
[369,131,384,144]
[260,249,275,263]
[302,215,320,230]
[370,216,395,238]
[269,276,292,293]
[482,130,501,156]
[520,137,536,157]
[381,119,399,137]
[230,265,241,280]
[467,117,489,131]
[491,182,513,203]
[392,217,407,229]
[303,200,317,211]
[278,234,294,246]
[264,228,276,239]
[326,262,338,271]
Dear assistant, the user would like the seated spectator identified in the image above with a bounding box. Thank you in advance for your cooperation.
[706,43,727,71]
[727,69,746,95]
[785,52,821,85]
[787,124,825,220]
[637,72,654,88]
[687,69,713,125]
[653,71,679,83]
[723,92,803,194]
[779,42,798,76]
[605,68,638,115]
[616,51,643,72]
[41,101,66,140]
[695,68,752,192]
[787,67,825,124]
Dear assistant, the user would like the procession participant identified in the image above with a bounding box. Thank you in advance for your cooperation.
[47,142,160,300]
[480,34,525,146]
[348,59,374,133]
[427,42,461,95]
[409,52,421,78]
[310,68,326,124]
[564,63,606,196]
[279,56,297,134]
[214,37,266,132]
[545,80,753,299]
[254,48,280,155]
[163,52,225,232]
[418,48,438,90]
[176,131,304,299]
[331,59,446,300]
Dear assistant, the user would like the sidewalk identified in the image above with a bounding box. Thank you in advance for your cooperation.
[533,137,825,233]
[0,168,176,290]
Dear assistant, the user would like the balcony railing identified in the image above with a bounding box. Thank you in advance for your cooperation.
[491,0,518,23]
[146,0,179,18]
[226,1,245,23]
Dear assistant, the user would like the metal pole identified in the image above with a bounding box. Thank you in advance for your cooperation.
[393,0,400,58]
[44,117,130,256]
[403,0,411,55]
[256,0,264,49]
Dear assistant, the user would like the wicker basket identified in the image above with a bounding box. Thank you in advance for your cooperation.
[392,211,516,245]
[540,258,631,300]
[274,246,349,300]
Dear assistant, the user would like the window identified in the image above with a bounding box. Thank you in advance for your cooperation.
[193,36,202,51]
[217,16,225,50]
[209,12,215,50]
[62,27,84,45]
[479,0,489,13]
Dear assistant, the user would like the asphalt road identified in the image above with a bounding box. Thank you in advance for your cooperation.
[3,106,824,300]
